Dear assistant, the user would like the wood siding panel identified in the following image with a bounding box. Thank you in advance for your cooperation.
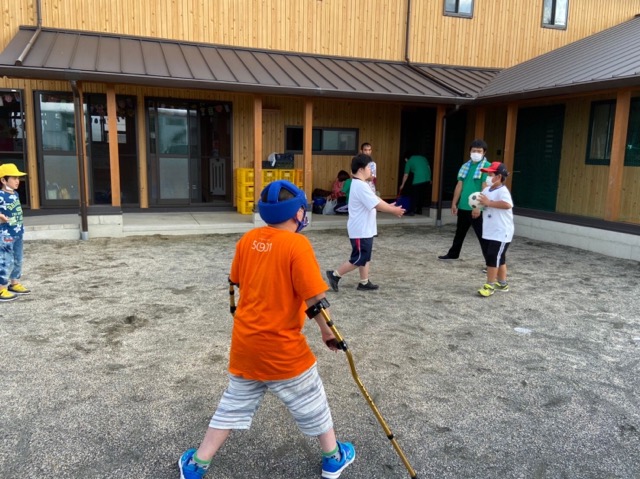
[260,95,401,197]
[3,0,638,66]
[556,96,611,218]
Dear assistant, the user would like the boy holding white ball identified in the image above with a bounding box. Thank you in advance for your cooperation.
[473,162,514,297]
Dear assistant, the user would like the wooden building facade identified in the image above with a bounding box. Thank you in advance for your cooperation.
[0,0,639,232]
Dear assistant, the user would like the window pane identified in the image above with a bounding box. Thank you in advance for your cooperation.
[625,99,640,166]
[0,91,24,153]
[444,0,457,13]
[543,0,568,26]
[43,154,79,199]
[322,130,357,151]
[542,0,553,24]
[444,0,473,15]
[459,0,473,14]
[158,107,188,154]
[554,0,568,26]
[588,102,614,162]
[39,93,76,152]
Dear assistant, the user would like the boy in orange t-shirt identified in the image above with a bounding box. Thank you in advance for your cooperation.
[179,180,355,479]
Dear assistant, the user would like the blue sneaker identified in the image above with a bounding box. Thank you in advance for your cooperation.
[178,448,207,479]
[322,441,356,479]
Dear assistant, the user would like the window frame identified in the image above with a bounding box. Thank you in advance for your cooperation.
[542,0,569,30]
[443,0,474,19]
[284,126,359,156]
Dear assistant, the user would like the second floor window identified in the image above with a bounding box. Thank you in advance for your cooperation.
[542,0,569,29]
[444,0,473,18]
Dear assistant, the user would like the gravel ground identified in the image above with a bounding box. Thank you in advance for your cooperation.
[1,224,639,479]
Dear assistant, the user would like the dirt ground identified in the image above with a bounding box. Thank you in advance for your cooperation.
[1,224,639,479]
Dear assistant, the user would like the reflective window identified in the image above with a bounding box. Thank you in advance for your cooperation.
[444,0,473,18]
[285,127,358,155]
[542,0,569,29]
[586,100,615,165]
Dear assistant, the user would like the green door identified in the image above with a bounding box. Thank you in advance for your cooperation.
[512,105,565,211]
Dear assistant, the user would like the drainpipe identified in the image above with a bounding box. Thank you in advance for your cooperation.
[70,80,90,240]
[15,0,42,66]
[404,0,412,62]
[436,105,461,227]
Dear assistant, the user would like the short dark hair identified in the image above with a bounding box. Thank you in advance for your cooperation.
[470,139,488,151]
[337,170,350,182]
[351,154,371,174]
[360,142,372,150]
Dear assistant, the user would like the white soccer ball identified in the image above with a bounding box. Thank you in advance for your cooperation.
[468,192,482,209]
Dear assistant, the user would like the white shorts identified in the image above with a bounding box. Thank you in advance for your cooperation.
[209,363,334,437]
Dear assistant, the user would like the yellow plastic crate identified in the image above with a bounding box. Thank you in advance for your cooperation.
[236,168,255,184]
[262,169,278,185]
[278,169,295,181]
[236,184,255,200]
[294,169,304,185]
[237,200,254,215]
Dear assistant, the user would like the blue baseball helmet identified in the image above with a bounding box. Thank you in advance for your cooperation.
[258,180,308,225]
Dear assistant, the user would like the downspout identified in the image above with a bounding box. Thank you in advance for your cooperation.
[70,80,90,240]
[15,0,42,66]
[436,105,462,227]
[404,0,412,62]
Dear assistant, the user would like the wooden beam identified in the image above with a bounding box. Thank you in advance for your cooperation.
[474,106,486,140]
[432,105,446,204]
[303,98,313,202]
[136,92,149,208]
[23,84,40,209]
[106,85,121,207]
[605,89,631,221]
[503,103,518,190]
[253,95,263,204]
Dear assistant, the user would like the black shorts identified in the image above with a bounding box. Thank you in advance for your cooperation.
[349,237,374,266]
[484,240,510,267]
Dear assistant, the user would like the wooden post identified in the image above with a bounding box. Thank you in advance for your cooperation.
[474,106,486,140]
[432,105,446,204]
[106,85,121,207]
[303,99,313,202]
[503,103,518,190]
[605,89,631,221]
[253,95,263,204]
[136,92,148,208]
[23,83,40,209]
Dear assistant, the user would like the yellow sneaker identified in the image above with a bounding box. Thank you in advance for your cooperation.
[8,283,31,295]
[0,288,18,302]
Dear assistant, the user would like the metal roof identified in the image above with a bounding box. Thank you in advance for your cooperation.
[477,15,640,102]
[0,26,489,104]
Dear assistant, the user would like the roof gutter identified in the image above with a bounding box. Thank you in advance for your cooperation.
[15,0,42,66]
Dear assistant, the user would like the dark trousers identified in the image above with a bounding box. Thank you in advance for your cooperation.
[446,209,484,259]
[408,181,430,214]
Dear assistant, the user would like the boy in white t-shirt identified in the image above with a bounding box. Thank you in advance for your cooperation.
[473,162,514,297]
[326,154,405,292]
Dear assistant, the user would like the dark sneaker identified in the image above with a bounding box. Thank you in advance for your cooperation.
[356,280,379,291]
[178,448,207,479]
[326,270,341,292]
[322,441,356,479]
[438,255,458,260]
